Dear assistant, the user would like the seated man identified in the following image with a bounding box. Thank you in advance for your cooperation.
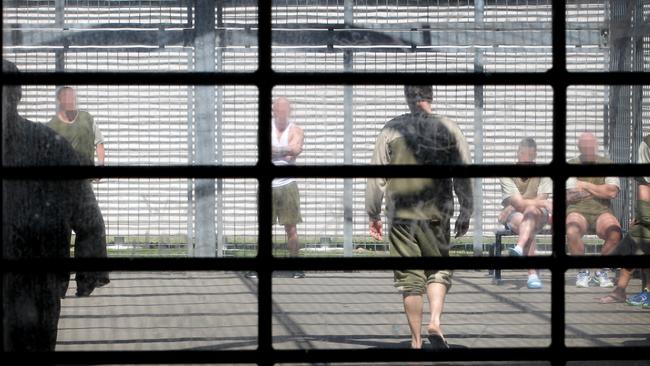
[566,132,622,288]
[597,134,650,307]
[499,138,552,289]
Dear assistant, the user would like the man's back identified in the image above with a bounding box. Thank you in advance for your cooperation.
[3,114,108,351]
[371,111,464,221]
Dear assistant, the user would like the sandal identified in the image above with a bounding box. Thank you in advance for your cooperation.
[427,333,449,350]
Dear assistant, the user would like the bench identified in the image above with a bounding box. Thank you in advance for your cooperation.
[488,227,552,284]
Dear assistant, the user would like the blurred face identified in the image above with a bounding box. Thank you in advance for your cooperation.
[578,133,598,162]
[517,147,537,164]
[58,88,77,112]
[272,97,291,131]
[57,88,79,121]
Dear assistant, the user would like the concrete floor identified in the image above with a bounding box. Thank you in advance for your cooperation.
[57,270,650,363]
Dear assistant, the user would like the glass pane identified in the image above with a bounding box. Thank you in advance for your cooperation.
[2,178,257,258]
[567,85,650,245]
[2,83,257,166]
[272,270,551,349]
[2,1,257,72]
[264,178,553,262]
[565,269,649,347]
[271,85,552,165]
[99,179,258,258]
[567,85,650,165]
[2,271,257,351]
[566,1,649,72]
[272,0,552,72]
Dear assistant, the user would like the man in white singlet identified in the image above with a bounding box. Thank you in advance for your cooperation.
[248,96,304,279]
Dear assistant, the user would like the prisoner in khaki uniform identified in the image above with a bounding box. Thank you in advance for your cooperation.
[47,87,105,166]
[498,138,553,289]
[597,134,650,305]
[366,85,473,350]
[566,132,622,288]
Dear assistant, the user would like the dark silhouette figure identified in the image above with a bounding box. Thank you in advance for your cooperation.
[2,60,109,352]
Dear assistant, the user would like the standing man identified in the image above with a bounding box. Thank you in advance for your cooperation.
[366,85,473,349]
[2,60,109,352]
[47,86,105,166]
[499,138,552,289]
[566,132,622,288]
[247,96,304,279]
[597,134,650,307]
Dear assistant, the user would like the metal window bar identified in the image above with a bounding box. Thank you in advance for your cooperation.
[3,0,650,365]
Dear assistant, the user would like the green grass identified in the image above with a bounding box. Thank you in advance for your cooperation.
[100,234,604,257]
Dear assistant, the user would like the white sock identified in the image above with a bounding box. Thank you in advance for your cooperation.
[513,246,523,256]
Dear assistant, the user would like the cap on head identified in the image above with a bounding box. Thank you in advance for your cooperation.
[2,59,22,107]
[404,85,433,113]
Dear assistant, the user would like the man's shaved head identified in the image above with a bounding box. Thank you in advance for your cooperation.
[273,96,292,131]
[578,132,598,162]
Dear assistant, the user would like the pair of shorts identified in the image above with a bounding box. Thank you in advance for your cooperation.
[272,181,302,225]
[505,207,550,232]
[617,200,650,255]
[389,219,453,295]
[567,209,614,234]
[611,228,650,256]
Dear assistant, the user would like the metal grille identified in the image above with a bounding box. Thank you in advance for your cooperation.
[2,0,650,364]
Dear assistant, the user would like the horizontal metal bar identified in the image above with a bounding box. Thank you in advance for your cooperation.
[2,164,648,179]
[3,27,602,48]
[3,256,648,272]
[4,346,649,365]
[3,71,649,85]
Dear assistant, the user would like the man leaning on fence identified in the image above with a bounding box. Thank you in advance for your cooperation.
[566,132,622,288]
[2,59,109,352]
[498,138,552,289]
[366,85,473,350]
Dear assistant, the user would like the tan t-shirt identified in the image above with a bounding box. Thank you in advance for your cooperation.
[500,177,553,204]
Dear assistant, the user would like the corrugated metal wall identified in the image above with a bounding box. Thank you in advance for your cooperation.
[3,1,649,254]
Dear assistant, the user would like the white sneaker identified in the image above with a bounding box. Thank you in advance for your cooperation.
[594,270,614,288]
[576,271,590,288]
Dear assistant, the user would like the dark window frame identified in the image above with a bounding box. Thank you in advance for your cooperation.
[3,0,650,364]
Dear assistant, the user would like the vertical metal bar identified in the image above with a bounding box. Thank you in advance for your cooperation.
[343,0,354,257]
[55,0,65,72]
[215,0,225,257]
[194,0,217,257]
[258,0,274,359]
[631,0,644,164]
[551,0,567,362]
[186,54,195,257]
[473,0,484,257]
[608,0,633,232]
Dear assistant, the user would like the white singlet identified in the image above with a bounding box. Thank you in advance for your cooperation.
[272,120,295,188]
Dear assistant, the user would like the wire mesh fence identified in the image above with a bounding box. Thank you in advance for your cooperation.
[3,0,649,257]
[3,0,650,362]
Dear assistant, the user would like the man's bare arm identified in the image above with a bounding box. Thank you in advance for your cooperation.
[273,125,304,158]
[566,189,592,203]
[508,193,551,212]
[576,180,618,200]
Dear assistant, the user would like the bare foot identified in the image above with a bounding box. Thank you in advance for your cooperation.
[597,293,625,304]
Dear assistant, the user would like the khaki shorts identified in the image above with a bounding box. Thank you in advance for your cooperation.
[390,219,453,295]
[567,209,614,234]
[611,229,650,256]
[272,182,302,225]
